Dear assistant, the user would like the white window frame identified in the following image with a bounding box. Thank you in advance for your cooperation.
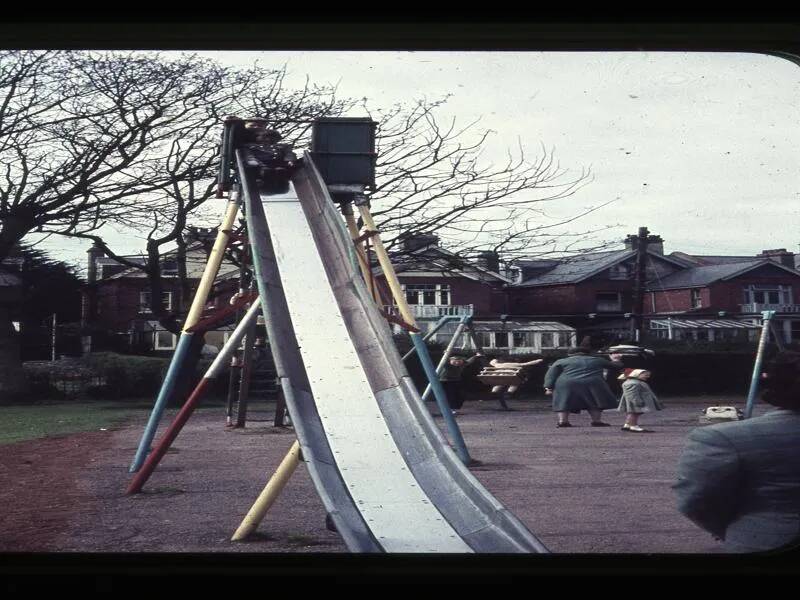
[540,332,556,349]
[139,291,173,313]
[401,283,451,306]
[743,284,792,305]
[154,329,177,350]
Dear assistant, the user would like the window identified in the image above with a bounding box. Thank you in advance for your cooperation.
[154,330,176,350]
[493,332,509,348]
[691,288,702,309]
[402,284,451,305]
[743,284,792,306]
[162,259,178,275]
[556,332,572,347]
[139,291,173,313]
[595,292,621,312]
[540,332,555,348]
[478,331,493,348]
[513,331,535,348]
[609,264,630,280]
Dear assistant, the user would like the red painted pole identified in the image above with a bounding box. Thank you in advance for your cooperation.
[126,378,212,494]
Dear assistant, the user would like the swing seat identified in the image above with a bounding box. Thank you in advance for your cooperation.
[477,366,526,387]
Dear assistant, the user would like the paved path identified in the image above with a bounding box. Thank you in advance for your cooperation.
[455,394,763,553]
[2,395,767,554]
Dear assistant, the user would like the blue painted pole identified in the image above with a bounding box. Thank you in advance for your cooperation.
[129,332,195,472]
[401,315,460,362]
[744,310,775,419]
[410,332,472,465]
[421,320,467,402]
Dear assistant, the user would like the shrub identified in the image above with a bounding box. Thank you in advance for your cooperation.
[83,352,171,400]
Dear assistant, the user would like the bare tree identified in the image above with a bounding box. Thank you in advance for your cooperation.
[61,62,355,334]
[365,98,616,272]
[0,50,256,391]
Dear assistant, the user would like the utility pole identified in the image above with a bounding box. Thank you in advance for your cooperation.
[631,226,649,343]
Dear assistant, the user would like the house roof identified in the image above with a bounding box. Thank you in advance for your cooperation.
[646,259,800,291]
[514,249,632,287]
[514,258,561,269]
[668,252,759,266]
[96,241,239,283]
[513,249,690,288]
[379,245,513,283]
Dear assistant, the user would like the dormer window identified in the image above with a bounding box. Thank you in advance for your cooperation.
[609,264,630,280]
[162,259,178,276]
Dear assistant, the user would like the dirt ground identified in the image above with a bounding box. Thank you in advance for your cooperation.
[0,395,770,556]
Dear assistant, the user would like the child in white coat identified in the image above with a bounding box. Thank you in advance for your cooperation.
[618,368,664,432]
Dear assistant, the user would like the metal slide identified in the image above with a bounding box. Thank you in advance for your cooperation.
[242,152,548,553]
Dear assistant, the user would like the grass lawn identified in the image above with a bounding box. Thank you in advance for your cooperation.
[0,401,147,446]
[0,396,232,446]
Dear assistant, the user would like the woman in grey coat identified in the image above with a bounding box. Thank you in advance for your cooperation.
[543,347,624,428]
[673,350,800,552]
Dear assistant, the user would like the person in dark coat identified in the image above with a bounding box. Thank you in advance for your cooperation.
[673,351,800,552]
[440,352,482,413]
[543,347,624,427]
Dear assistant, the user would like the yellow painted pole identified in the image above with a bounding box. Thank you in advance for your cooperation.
[231,440,302,541]
[341,204,381,304]
[356,203,473,463]
[356,204,418,327]
[183,195,240,331]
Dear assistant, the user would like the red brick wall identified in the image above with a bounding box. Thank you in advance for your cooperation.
[93,279,187,332]
[644,270,800,314]
[509,280,635,314]
[711,274,800,311]
[645,288,697,313]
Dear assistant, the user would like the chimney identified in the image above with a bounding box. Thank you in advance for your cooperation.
[400,232,439,252]
[647,235,664,255]
[86,242,105,284]
[625,231,663,254]
[476,251,500,273]
[758,248,795,269]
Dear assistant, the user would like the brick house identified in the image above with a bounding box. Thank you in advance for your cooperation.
[376,234,577,353]
[378,234,510,319]
[504,234,800,345]
[82,229,240,354]
[506,234,691,343]
[645,249,800,343]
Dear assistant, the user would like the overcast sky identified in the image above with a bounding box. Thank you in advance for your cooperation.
[32,51,800,274]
